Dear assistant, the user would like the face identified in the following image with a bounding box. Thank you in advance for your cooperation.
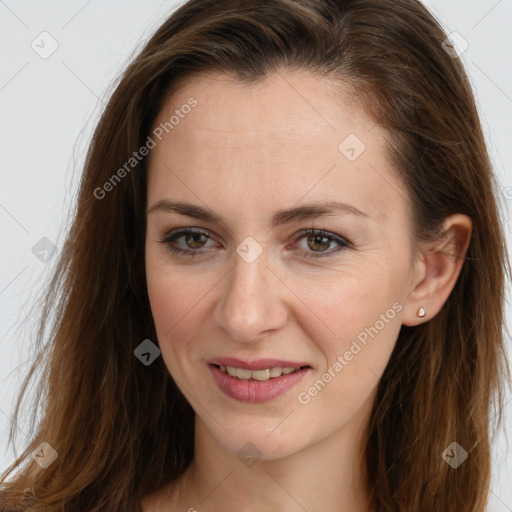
[145,70,417,460]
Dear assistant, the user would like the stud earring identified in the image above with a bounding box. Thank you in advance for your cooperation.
[416,306,426,318]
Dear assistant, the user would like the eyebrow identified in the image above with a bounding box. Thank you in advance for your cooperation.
[146,200,370,230]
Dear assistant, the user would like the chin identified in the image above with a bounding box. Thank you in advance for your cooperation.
[207,423,307,463]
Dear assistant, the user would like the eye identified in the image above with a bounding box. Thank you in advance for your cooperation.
[292,228,351,258]
[159,227,214,257]
[159,227,351,259]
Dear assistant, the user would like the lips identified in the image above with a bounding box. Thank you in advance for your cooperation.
[206,356,311,371]
[206,356,313,402]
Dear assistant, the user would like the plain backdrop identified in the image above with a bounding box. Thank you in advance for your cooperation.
[1,0,511,510]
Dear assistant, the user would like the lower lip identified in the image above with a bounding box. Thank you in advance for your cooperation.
[208,364,310,403]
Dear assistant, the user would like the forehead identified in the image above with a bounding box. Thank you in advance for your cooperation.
[152,70,373,149]
[147,70,410,224]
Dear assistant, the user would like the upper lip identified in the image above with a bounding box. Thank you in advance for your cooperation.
[207,357,311,371]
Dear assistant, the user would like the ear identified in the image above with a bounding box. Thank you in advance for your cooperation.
[402,214,472,326]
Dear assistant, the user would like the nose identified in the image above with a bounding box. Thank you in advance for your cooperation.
[213,245,288,343]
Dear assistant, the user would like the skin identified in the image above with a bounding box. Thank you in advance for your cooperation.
[141,69,472,512]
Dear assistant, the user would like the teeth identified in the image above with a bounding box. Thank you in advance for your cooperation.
[236,368,252,380]
[251,369,271,381]
[219,365,303,380]
[269,367,282,378]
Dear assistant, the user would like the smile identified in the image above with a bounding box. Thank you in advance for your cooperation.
[216,364,305,380]
[208,363,311,403]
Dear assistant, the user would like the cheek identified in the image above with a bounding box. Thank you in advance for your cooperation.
[145,253,224,374]
[145,258,202,352]
[295,278,402,424]
[146,277,199,380]
[146,243,204,329]
[299,261,404,371]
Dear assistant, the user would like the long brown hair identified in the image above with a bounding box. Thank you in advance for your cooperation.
[1,0,510,510]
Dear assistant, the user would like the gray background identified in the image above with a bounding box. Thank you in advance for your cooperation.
[0,0,511,509]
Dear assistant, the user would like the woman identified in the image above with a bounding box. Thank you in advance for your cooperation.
[0,0,509,510]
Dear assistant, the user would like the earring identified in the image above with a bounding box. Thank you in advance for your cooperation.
[416,306,426,318]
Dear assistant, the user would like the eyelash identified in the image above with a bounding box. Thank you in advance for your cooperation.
[159,227,351,259]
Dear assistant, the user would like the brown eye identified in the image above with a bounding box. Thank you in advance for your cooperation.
[183,232,208,249]
[306,233,332,252]
[294,228,351,259]
[160,228,214,256]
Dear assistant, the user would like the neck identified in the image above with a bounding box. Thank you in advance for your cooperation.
[170,392,375,512]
